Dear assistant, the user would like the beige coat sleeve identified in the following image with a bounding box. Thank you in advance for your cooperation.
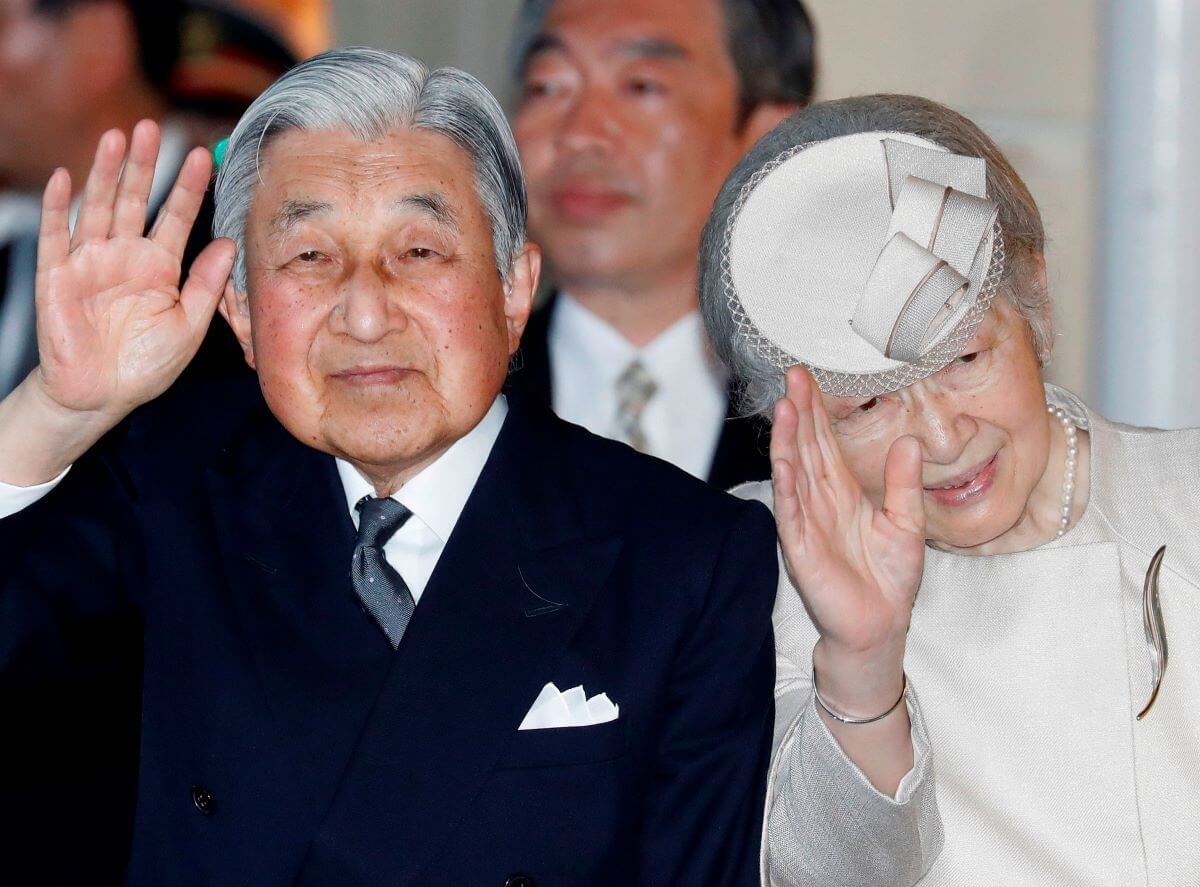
[762,680,942,886]
[728,480,943,886]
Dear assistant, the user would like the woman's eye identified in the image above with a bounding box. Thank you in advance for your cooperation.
[297,250,324,262]
[405,247,437,259]
[958,351,980,364]
[858,397,879,413]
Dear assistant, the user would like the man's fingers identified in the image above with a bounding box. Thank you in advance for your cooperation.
[37,169,72,273]
[150,147,214,260]
[110,119,161,238]
[882,435,925,536]
[71,129,125,247]
[179,238,235,333]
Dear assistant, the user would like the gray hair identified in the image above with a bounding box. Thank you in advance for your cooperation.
[698,94,1052,420]
[214,46,527,292]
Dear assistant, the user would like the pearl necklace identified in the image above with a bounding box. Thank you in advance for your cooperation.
[1047,403,1079,537]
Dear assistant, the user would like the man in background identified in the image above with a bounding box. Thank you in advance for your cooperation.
[0,0,299,395]
[507,0,815,489]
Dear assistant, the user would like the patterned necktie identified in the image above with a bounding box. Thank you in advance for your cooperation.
[351,496,416,649]
[613,360,658,453]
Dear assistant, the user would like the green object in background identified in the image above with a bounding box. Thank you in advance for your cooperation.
[212,137,229,170]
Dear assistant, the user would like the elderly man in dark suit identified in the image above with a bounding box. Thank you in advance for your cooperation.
[506,0,815,490]
[0,48,776,885]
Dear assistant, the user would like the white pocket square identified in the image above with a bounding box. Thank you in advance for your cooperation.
[518,682,619,730]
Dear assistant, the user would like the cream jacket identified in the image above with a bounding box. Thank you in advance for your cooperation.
[735,387,1200,886]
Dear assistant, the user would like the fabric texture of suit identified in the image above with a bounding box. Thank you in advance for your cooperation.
[739,385,1200,885]
[506,293,771,490]
[0,376,777,886]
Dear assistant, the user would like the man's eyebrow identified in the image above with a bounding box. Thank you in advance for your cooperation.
[270,199,331,232]
[393,193,460,230]
[614,37,690,61]
[520,32,566,71]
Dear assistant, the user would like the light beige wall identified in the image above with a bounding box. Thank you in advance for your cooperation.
[331,0,1100,395]
[330,0,523,96]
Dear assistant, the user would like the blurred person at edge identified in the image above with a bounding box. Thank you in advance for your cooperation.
[701,95,1200,884]
[0,0,297,397]
[507,0,814,489]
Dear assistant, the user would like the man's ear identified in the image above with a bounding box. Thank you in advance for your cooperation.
[217,278,256,369]
[503,241,541,354]
[738,101,801,148]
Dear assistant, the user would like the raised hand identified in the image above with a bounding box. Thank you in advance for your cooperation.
[771,366,926,715]
[33,120,235,421]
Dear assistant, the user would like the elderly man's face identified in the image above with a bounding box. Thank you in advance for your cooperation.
[224,127,536,487]
[512,0,769,293]
[821,299,1060,555]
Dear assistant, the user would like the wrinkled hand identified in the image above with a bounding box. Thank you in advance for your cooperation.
[771,367,926,706]
[33,120,236,422]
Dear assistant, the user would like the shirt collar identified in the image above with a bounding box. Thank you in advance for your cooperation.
[336,395,508,543]
[553,292,726,388]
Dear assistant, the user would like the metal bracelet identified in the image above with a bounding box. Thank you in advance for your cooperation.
[812,668,908,725]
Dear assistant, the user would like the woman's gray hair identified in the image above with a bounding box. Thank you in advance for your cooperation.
[213,47,527,292]
[698,94,1051,420]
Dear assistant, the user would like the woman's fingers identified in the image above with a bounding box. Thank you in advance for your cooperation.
[149,147,213,261]
[37,168,72,273]
[772,456,808,561]
[179,238,235,334]
[110,120,162,238]
[882,434,925,536]
[785,366,826,488]
[70,129,125,248]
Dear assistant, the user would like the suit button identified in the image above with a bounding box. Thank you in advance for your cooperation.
[504,875,535,887]
[191,785,215,815]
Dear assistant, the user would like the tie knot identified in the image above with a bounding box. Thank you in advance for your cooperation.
[355,496,413,548]
[615,360,657,419]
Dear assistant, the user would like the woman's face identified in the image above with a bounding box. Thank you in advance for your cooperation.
[822,298,1055,553]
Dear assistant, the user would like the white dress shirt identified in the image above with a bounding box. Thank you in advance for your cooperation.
[336,396,506,602]
[548,293,727,480]
[0,397,509,606]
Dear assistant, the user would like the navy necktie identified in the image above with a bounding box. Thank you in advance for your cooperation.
[352,496,416,649]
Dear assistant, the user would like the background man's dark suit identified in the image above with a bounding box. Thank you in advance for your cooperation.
[0,377,777,885]
[507,293,771,491]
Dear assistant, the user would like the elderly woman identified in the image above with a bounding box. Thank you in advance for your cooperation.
[698,94,1200,885]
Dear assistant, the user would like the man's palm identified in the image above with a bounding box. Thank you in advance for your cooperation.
[33,121,235,420]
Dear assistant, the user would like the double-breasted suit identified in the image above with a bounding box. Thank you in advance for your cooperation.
[0,377,777,885]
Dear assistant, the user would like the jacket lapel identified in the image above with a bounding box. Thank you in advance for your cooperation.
[708,395,771,490]
[202,407,397,831]
[296,402,623,884]
[505,291,555,406]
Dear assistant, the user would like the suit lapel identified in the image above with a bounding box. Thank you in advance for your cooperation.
[203,408,396,816]
[707,395,771,490]
[296,403,623,884]
[505,292,556,406]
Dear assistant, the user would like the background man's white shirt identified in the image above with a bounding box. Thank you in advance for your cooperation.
[548,293,726,480]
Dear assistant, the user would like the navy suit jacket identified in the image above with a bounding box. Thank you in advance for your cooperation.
[505,294,772,491]
[0,377,777,885]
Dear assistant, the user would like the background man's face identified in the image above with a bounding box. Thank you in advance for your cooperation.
[231,127,530,479]
[513,0,748,292]
[0,0,83,186]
